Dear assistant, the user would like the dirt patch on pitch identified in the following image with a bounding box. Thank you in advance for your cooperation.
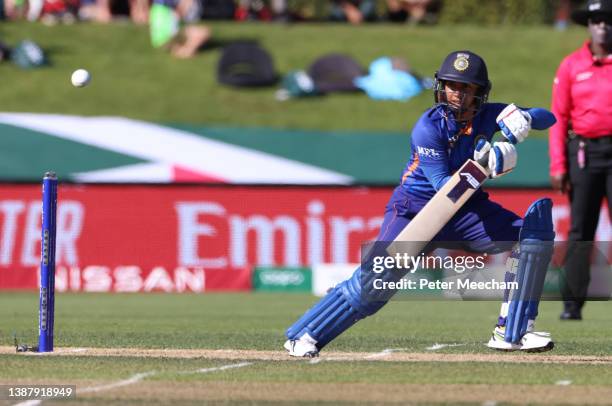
[74,382,612,404]
[2,346,612,365]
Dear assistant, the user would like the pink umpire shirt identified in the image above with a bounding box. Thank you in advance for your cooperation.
[549,41,612,176]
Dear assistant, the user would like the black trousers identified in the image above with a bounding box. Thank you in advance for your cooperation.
[561,135,612,306]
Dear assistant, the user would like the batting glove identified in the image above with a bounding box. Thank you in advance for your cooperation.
[496,104,532,144]
[473,138,491,164]
[488,142,517,178]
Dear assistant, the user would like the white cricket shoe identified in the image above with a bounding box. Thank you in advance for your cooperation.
[284,333,319,358]
[487,325,520,351]
[486,326,554,353]
[519,332,554,352]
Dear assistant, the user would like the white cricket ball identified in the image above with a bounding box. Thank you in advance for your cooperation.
[71,69,91,88]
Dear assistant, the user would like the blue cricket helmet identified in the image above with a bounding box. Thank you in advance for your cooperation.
[433,50,491,116]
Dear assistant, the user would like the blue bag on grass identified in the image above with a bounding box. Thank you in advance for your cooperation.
[11,40,47,69]
[355,57,424,101]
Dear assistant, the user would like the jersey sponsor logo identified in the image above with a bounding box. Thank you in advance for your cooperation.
[416,146,442,158]
[576,71,593,82]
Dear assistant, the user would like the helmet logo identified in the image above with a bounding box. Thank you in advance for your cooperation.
[453,53,470,72]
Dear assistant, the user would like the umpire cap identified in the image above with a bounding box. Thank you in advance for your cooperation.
[571,0,612,25]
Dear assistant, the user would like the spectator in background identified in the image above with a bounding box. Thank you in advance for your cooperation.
[330,0,376,24]
[386,0,433,24]
[78,0,108,21]
[39,0,78,24]
[79,0,149,23]
[554,0,572,30]
[2,0,46,20]
[235,0,271,20]
[270,0,289,21]
[129,0,150,23]
[235,0,288,21]
[4,0,78,24]
[150,0,211,58]
[554,0,585,31]
[549,0,612,320]
[200,0,235,20]
[3,0,25,20]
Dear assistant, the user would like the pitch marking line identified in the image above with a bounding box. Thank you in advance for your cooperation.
[12,362,253,406]
[79,371,157,394]
[181,362,253,374]
[309,349,407,364]
[364,348,407,359]
[12,401,40,406]
[426,343,467,351]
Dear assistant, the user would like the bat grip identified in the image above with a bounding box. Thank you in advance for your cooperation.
[476,153,489,168]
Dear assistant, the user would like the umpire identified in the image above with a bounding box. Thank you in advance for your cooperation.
[550,0,612,320]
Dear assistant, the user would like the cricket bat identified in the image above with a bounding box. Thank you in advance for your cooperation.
[387,155,491,257]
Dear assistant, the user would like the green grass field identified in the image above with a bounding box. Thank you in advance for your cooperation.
[0,21,610,405]
[1,293,611,404]
[0,22,587,132]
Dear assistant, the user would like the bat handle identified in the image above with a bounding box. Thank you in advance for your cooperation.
[476,153,489,168]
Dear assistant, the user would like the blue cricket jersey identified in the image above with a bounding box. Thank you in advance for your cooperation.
[398,103,554,202]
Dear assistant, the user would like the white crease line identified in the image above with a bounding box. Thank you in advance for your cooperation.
[182,362,253,374]
[79,371,157,394]
[13,362,253,405]
[310,349,408,364]
[13,401,42,406]
[426,343,466,351]
[365,348,407,359]
[308,356,343,364]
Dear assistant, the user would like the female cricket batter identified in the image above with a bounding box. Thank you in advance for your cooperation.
[284,50,557,357]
